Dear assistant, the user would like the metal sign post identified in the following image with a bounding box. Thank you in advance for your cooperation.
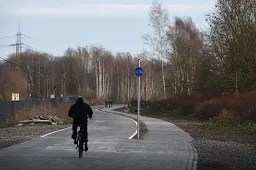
[134,59,144,139]
[137,59,141,140]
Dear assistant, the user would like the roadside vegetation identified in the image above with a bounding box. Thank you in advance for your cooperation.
[127,91,256,135]
[0,119,15,129]
[0,102,73,129]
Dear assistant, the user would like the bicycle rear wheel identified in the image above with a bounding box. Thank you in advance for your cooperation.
[78,134,83,158]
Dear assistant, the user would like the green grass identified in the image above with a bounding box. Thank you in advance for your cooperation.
[0,120,15,128]
[62,117,73,124]
[208,117,256,134]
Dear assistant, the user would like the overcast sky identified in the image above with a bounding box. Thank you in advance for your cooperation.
[0,0,215,57]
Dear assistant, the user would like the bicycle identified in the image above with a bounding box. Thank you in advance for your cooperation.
[75,118,89,158]
[76,128,85,158]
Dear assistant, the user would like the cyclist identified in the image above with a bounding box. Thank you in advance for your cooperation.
[68,96,93,151]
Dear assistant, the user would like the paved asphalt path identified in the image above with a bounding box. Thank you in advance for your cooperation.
[0,105,196,170]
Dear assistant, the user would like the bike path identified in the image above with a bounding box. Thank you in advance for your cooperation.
[0,105,197,170]
[101,105,197,170]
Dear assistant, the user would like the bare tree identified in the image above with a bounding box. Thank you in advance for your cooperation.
[143,0,169,99]
[167,17,203,96]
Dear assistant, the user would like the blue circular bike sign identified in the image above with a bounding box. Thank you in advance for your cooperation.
[134,67,144,77]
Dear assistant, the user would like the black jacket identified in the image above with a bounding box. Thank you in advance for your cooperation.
[68,101,93,124]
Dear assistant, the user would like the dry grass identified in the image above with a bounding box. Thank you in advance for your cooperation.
[14,102,72,124]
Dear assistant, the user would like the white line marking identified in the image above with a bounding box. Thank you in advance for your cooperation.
[128,120,137,139]
[40,127,71,138]
[96,109,137,140]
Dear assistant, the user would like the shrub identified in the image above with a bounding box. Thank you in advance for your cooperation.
[129,95,205,116]
[129,91,256,122]
[192,100,222,120]
[0,119,15,128]
[192,91,256,121]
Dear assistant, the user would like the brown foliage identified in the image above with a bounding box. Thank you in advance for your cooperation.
[0,65,29,100]
[130,94,205,115]
[130,92,256,122]
[194,92,256,121]
[15,102,71,122]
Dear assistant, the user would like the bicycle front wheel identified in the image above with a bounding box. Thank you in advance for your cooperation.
[78,137,83,158]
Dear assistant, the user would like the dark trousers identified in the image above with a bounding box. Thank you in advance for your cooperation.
[72,121,88,143]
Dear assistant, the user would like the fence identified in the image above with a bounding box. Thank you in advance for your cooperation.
[0,100,57,123]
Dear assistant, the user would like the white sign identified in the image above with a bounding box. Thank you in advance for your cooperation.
[12,93,19,101]
[50,94,55,99]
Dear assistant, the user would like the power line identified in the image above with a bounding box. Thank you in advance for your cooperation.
[22,33,64,55]
[22,43,41,52]
[0,45,16,48]
[22,33,61,50]
[22,41,60,55]
[1,46,49,79]
[1,25,57,79]
[0,55,46,79]
[0,44,18,46]
[0,35,16,40]
[2,32,63,56]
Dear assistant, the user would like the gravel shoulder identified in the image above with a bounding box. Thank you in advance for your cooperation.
[0,124,71,149]
[169,119,256,170]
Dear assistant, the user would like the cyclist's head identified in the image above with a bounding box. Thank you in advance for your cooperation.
[75,96,84,104]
